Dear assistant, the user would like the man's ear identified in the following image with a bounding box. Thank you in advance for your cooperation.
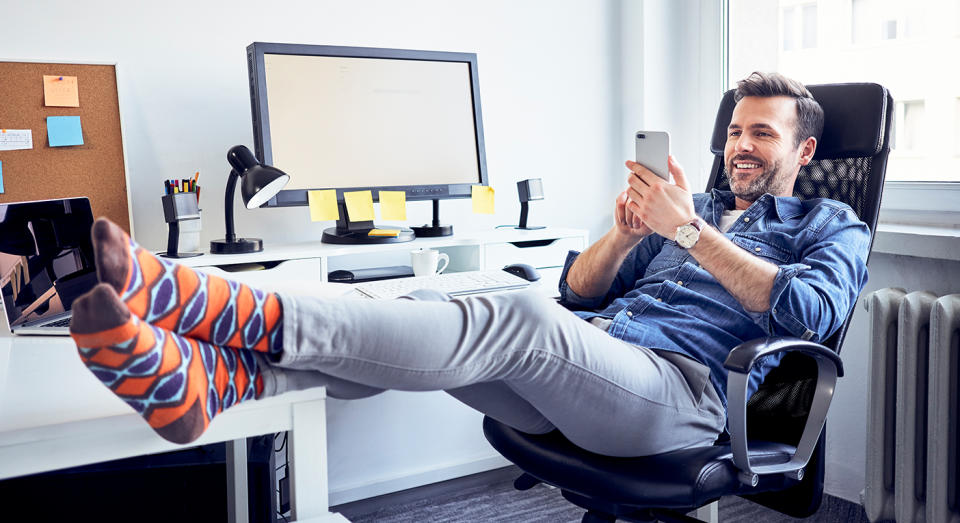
[798,136,817,166]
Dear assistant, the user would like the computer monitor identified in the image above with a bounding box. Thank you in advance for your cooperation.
[245,42,490,244]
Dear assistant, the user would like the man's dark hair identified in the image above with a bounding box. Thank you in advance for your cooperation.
[734,71,824,147]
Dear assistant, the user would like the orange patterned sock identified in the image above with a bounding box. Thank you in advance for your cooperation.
[91,218,283,354]
[70,284,264,444]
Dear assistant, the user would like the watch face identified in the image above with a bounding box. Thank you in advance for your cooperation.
[676,225,699,248]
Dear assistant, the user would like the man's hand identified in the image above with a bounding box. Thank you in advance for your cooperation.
[624,156,697,239]
[614,190,652,245]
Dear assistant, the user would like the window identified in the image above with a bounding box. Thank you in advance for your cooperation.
[728,0,960,184]
[897,100,925,153]
[955,98,960,155]
[802,4,818,48]
[782,7,796,50]
[781,3,817,51]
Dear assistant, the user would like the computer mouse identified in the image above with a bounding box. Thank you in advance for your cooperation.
[327,269,356,282]
[502,263,541,282]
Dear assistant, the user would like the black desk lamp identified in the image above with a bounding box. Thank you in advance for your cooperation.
[210,145,290,254]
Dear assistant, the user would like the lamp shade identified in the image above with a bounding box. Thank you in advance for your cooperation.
[226,145,290,208]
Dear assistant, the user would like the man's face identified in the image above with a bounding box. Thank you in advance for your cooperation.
[723,95,810,204]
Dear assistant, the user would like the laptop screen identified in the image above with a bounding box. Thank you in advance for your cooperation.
[0,198,97,328]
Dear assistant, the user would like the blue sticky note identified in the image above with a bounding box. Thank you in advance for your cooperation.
[0,160,4,194]
[47,116,84,147]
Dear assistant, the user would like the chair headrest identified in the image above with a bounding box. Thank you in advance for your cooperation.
[709,82,890,160]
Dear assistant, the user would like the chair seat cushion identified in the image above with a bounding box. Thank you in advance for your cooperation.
[483,417,802,510]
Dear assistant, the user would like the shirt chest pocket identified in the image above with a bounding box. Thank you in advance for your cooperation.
[731,234,794,265]
[644,240,689,275]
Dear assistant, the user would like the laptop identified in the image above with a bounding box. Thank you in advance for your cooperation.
[0,197,99,336]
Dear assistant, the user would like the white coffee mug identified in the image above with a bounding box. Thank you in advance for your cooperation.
[411,248,449,277]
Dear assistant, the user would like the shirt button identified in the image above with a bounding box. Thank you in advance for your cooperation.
[743,217,750,222]
[755,247,762,252]
[677,281,683,285]
[626,311,633,317]
[656,298,662,302]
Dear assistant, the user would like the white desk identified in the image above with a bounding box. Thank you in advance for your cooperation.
[0,330,346,523]
[0,227,588,515]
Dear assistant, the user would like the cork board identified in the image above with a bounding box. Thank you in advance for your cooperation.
[0,61,131,233]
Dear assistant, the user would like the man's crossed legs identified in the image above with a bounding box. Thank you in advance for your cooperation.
[70,219,724,456]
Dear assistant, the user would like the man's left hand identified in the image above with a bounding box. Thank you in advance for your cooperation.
[624,156,698,239]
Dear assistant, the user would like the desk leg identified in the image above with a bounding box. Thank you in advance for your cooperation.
[226,438,250,523]
[289,398,347,522]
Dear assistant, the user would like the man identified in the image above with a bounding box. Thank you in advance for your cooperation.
[69,72,869,456]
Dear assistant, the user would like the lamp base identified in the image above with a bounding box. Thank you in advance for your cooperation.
[210,238,263,254]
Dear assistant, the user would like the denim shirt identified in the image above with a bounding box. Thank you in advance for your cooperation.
[558,189,871,412]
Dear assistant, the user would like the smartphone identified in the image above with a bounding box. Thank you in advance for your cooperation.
[634,131,670,181]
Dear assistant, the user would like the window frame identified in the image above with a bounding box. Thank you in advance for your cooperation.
[722,0,960,224]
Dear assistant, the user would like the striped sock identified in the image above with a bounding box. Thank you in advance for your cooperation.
[71,283,264,444]
[91,218,283,354]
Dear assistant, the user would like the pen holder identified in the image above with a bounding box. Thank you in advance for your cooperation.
[160,192,203,258]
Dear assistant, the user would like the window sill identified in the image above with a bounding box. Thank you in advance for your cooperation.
[873,223,960,261]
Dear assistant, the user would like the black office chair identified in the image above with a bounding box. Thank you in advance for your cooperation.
[483,82,893,522]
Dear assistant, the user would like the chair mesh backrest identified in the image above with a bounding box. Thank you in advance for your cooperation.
[705,83,893,444]
[712,157,873,221]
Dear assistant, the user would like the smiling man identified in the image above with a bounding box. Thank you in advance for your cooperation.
[69,72,870,457]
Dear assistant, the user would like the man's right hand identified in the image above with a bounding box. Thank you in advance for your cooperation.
[614,190,652,245]
[565,191,651,299]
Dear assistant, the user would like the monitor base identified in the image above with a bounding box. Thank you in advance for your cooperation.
[321,227,416,244]
[411,224,453,237]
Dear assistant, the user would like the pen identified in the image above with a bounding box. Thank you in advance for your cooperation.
[164,180,170,194]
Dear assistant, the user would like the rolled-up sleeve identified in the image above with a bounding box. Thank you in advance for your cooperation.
[557,234,664,309]
[750,208,871,341]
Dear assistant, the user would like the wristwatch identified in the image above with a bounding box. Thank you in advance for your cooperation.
[675,217,705,249]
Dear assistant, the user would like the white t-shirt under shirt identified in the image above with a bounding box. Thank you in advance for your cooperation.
[718,209,746,232]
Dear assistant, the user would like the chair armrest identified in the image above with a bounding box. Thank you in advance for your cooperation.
[723,337,842,487]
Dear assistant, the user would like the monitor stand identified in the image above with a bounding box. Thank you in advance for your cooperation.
[411,199,453,237]
[321,202,415,244]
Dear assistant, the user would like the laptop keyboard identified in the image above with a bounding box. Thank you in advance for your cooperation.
[44,317,72,328]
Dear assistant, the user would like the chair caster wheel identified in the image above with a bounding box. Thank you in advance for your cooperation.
[513,473,541,491]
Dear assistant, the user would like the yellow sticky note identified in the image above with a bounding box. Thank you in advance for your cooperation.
[43,75,80,107]
[343,190,375,221]
[471,185,495,214]
[379,190,407,221]
[308,190,339,221]
[368,229,401,237]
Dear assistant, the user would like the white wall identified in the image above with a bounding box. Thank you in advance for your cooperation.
[3,0,623,249]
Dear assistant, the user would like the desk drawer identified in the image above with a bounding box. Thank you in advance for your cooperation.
[483,236,583,269]
[197,257,322,285]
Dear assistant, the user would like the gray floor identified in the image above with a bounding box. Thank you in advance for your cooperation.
[331,466,870,522]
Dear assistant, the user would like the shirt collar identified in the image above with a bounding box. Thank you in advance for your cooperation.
[710,189,802,223]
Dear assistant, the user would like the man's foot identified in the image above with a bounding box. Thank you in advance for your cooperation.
[71,283,264,444]
[91,218,282,353]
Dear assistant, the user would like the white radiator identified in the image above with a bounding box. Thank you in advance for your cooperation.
[863,289,960,523]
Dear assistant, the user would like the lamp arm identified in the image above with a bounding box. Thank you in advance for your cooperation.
[223,169,240,242]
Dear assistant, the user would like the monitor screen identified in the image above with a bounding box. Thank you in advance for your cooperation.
[247,43,489,207]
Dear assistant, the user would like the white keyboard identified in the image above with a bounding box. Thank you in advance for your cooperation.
[353,270,532,299]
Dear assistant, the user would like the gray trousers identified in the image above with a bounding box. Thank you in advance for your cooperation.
[258,289,725,457]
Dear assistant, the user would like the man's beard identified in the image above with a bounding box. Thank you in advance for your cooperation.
[724,155,789,203]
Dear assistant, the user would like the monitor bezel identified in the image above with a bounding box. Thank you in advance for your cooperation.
[246,42,490,208]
